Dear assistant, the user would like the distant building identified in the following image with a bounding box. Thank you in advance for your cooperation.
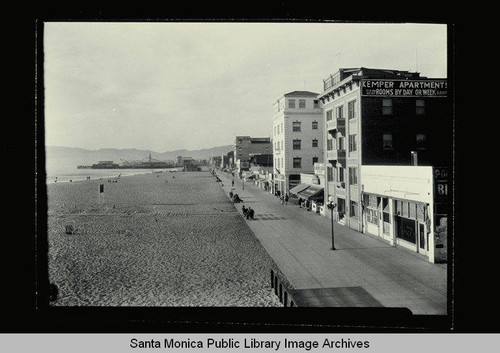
[210,156,222,168]
[317,67,450,262]
[234,136,272,173]
[177,156,195,167]
[272,91,323,195]
[221,154,230,169]
[227,150,235,169]
[249,153,273,167]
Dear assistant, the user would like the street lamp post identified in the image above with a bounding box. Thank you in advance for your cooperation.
[327,195,337,250]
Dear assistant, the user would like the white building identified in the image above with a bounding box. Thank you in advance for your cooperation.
[272,91,323,195]
[361,165,448,263]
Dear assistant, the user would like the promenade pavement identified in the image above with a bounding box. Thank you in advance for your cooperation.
[217,172,447,315]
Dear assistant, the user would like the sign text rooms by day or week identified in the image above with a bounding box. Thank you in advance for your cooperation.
[361,79,447,97]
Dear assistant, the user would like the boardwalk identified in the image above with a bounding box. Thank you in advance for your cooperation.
[219,172,447,315]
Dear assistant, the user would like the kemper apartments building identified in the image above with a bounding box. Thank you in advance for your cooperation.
[313,67,451,263]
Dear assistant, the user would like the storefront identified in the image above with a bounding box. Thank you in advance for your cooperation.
[363,193,429,254]
[337,197,346,225]
[296,185,324,210]
[360,165,439,262]
[289,183,310,197]
[394,200,430,255]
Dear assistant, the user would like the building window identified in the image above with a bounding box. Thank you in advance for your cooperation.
[383,133,393,150]
[293,157,301,168]
[326,110,333,121]
[312,139,318,148]
[281,122,283,132]
[281,140,283,150]
[350,201,358,218]
[338,136,345,151]
[312,121,318,129]
[416,134,426,150]
[293,139,301,150]
[337,105,344,119]
[327,166,334,182]
[338,166,344,182]
[277,124,280,135]
[416,99,425,116]
[366,208,379,225]
[299,99,306,108]
[348,167,357,185]
[382,99,393,115]
[289,99,295,109]
[292,121,301,132]
[348,100,356,119]
[312,156,318,164]
[314,100,320,108]
[348,134,357,152]
[327,139,333,151]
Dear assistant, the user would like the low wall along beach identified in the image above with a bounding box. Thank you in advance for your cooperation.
[47,171,281,307]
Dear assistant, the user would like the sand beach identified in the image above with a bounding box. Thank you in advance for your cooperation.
[46,170,282,307]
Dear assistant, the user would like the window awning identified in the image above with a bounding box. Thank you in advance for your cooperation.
[289,183,310,195]
[297,185,324,201]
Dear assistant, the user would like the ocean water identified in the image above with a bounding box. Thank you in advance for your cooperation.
[44,166,184,184]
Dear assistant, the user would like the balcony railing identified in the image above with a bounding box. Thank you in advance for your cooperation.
[326,118,346,133]
[326,149,346,161]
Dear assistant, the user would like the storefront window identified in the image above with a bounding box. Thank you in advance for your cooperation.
[397,217,417,243]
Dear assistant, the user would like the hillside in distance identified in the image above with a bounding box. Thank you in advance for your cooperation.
[44,145,234,171]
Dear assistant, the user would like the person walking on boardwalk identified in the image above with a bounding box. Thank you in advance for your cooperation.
[249,207,255,220]
[280,195,284,206]
[285,193,289,205]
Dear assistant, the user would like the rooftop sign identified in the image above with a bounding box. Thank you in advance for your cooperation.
[361,79,447,97]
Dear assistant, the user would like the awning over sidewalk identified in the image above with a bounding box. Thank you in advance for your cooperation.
[289,183,310,195]
[296,185,324,201]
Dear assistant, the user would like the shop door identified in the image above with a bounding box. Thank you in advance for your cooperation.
[337,198,346,224]
[418,222,428,255]
[381,197,391,237]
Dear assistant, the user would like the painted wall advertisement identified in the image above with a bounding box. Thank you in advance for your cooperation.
[361,79,447,97]
[433,167,449,263]
[314,163,325,175]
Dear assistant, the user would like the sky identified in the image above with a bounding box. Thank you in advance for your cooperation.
[43,22,448,152]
